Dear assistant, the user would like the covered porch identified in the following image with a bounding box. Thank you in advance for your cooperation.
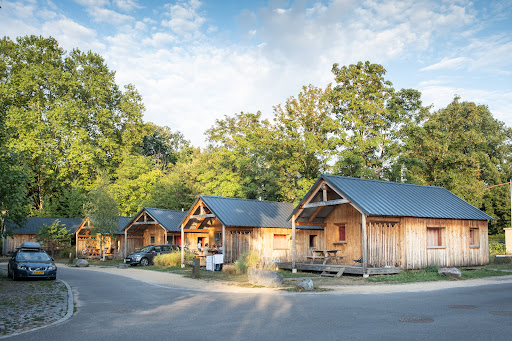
[277,262,401,276]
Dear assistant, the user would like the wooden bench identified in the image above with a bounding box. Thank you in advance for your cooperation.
[306,255,326,264]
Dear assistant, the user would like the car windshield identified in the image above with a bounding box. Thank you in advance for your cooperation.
[16,251,51,262]
[137,246,152,253]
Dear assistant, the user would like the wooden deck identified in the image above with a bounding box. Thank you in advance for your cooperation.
[277,262,402,276]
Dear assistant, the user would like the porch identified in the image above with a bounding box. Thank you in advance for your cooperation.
[277,262,402,276]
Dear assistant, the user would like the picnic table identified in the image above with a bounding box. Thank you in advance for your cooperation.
[306,249,344,265]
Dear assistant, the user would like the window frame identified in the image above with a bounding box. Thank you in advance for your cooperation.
[426,227,445,249]
[469,227,480,248]
[273,234,288,250]
[150,235,155,244]
[309,235,318,248]
[333,223,347,245]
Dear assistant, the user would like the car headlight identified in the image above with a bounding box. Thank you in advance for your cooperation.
[47,265,56,270]
[133,255,141,261]
[17,265,28,270]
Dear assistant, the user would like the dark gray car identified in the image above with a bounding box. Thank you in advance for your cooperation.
[124,244,180,266]
[7,242,57,280]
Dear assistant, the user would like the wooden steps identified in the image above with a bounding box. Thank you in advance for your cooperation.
[321,266,345,277]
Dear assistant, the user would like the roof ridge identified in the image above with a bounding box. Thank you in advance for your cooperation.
[144,207,185,213]
[322,174,445,189]
[201,195,292,205]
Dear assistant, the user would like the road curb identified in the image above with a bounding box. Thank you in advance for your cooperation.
[0,279,74,339]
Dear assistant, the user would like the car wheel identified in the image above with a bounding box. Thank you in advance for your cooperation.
[140,258,149,266]
[7,266,11,278]
[12,271,19,281]
[50,276,57,280]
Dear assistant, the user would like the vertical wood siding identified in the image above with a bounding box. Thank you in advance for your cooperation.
[324,204,363,263]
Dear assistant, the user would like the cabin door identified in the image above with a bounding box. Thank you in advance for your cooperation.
[229,231,251,263]
[367,222,400,267]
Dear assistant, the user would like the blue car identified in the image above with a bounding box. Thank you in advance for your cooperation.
[7,242,57,280]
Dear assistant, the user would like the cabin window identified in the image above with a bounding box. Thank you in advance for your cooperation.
[273,234,288,250]
[469,228,479,248]
[427,227,444,248]
[309,235,317,248]
[337,224,346,242]
[150,235,155,244]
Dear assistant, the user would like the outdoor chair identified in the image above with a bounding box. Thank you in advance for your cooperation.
[353,256,362,266]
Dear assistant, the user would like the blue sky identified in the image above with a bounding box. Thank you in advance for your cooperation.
[1,0,511,147]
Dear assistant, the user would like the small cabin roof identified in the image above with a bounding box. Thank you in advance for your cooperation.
[124,207,187,233]
[291,174,493,221]
[182,195,322,230]
[6,217,83,235]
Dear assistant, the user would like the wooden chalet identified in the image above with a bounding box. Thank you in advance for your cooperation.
[75,216,132,259]
[179,195,324,266]
[2,217,82,255]
[288,175,493,276]
[122,207,187,257]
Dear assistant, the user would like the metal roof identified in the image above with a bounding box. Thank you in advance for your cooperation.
[6,217,83,235]
[292,174,493,221]
[137,207,187,232]
[199,195,320,229]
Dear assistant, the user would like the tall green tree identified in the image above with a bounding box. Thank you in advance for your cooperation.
[271,85,337,202]
[36,220,71,257]
[84,172,119,260]
[1,35,146,215]
[205,112,280,200]
[328,61,425,179]
[402,97,512,233]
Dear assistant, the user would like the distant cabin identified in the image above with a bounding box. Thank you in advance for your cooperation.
[75,216,132,259]
[3,217,82,255]
[122,207,187,256]
[290,175,493,273]
[180,195,324,266]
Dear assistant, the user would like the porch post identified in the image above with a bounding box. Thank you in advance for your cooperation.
[124,228,127,258]
[222,224,226,263]
[180,223,185,268]
[362,213,368,278]
[75,228,78,259]
[292,214,297,273]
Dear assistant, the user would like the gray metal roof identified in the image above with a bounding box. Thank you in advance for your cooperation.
[292,174,493,221]
[199,195,315,229]
[6,217,83,235]
[116,217,133,234]
[132,207,187,232]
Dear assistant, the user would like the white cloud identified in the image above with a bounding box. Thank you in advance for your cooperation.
[114,0,142,12]
[73,0,109,8]
[421,57,468,71]
[42,18,104,52]
[161,0,205,39]
[88,7,134,24]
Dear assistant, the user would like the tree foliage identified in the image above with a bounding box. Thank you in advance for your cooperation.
[36,220,70,257]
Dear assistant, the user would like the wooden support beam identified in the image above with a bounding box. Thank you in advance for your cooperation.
[183,229,209,233]
[303,198,349,209]
[308,206,323,222]
[295,222,326,227]
[292,214,296,273]
[190,214,216,219]
[362,213,368,277]
[322,183,327,202]
[131,221,156,225]
[180,223,184,268]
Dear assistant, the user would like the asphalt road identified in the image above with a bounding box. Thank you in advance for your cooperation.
[7,267,512,341]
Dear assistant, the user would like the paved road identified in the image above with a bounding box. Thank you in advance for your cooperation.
[8,267,512,341]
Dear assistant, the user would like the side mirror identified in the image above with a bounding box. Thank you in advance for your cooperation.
[51,258,55,261]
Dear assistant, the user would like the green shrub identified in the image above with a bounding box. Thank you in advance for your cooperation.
[490,256,512,265]
[424,265,439,273]
[489,242,506,257]
[153,251,195,266]
[60,246,76,259]
[234,250,259,274]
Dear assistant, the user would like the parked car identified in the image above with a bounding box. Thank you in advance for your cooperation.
[7,242,57,280]
[124,244,180,266]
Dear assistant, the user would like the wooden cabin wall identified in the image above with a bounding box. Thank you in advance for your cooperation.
[402,218,489,269]
[324,204,363,263]
[123,235,144,255]
[366,220,402,267]
[183,231,209,253]
[166,232,182,245]
[143,225,166,246]
[7,235,37,253]
[223,227,324,266]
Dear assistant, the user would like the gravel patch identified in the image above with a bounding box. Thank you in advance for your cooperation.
[0,268,69,337]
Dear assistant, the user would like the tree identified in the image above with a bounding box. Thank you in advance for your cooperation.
[271,84,337,202]
[142,124,192,169]
[204,112,281,200]
[84,172,119,261]
[402,97,512,233]
[0,100,30,239]
[36,220,70,257]
[1,36,147,215]
[327,61,426,179]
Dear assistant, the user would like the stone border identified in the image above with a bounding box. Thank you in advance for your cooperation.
[0,279,74,339]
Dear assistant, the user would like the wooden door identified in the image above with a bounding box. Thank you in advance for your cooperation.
[367,222,400,267]
[229,231,251,263]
